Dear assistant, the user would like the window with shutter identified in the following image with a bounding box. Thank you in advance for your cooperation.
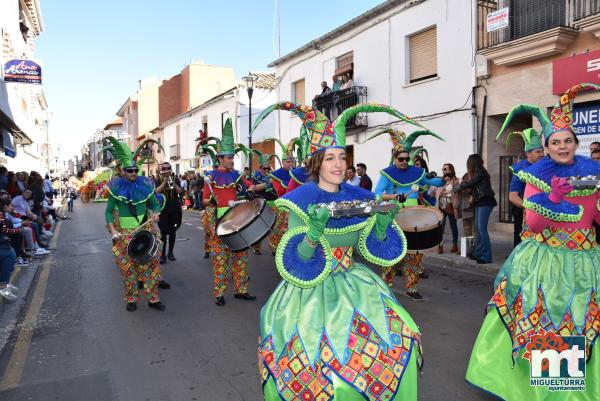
[409,26,438,83]
[293,79,305,105]
[335,52,354,76]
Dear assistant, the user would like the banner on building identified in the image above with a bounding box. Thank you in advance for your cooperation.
[487,8,509,32]
[3,59,42,84]
[553,50,600,95]
[573,101,600,155]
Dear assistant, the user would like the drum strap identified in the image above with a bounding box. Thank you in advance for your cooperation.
[125,201,148,225]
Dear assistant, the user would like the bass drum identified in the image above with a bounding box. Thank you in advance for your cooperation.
[127,230,160,265]
[395,206,444,253]
[216,198,276,252]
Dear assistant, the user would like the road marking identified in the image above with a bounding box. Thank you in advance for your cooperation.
[0,221,62,391]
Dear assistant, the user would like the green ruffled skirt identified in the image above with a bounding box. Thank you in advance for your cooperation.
[259,262,421,401]
[466,239,600,400]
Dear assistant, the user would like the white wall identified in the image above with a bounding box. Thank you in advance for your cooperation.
[162,86,276,172]
[269,0,475,179]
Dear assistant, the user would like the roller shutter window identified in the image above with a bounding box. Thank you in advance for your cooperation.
[293,79,305,105]
[409,26,438,83]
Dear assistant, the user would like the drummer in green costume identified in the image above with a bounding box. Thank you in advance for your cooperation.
[103,137,166,312]
[259,103,424,401]
[466,83,600,400]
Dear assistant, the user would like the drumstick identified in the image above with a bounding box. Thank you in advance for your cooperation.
[228,199,248,207]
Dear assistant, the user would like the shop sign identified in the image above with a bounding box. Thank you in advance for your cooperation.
[572,101,600,155]
[3,59,42,84]
[553,50,600,95]
[487,8,509,32]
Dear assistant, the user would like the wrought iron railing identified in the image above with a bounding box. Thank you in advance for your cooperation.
[478,0,600,50]
[312,86,368,128]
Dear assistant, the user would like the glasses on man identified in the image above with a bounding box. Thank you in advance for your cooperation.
[396,157,410,162]
[124,168,139,173]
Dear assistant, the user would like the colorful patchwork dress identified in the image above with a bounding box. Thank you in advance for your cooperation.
[466,155,600,400]
[259,182,422,401]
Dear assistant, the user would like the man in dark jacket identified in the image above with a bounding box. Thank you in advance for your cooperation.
[356,163,372,191]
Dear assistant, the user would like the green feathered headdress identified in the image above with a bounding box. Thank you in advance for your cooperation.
[496,104,546,151]
[368,127,444,164]
[251,149,281,167]
[102,137,164,170]
[219,118,235,156]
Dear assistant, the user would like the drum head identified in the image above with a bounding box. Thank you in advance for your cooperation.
[217,198,265,236]
[128,231,155,259]
[395,206,443,232]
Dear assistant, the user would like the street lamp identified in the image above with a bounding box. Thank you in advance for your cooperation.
[242,73,257,176]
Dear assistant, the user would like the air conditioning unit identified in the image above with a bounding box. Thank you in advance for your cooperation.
[476,54,490,78]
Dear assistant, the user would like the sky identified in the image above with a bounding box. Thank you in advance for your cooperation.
[35,0,383,161]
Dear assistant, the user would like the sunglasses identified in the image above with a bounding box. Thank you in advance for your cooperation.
[162,167,172,171]
[124,168,139,173]
[396,157,410,162]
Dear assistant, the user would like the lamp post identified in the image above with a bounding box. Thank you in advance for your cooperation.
[242,74,257,177]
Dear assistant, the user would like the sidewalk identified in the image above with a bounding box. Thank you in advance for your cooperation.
[0,202,67,357]
[422,229,515,275]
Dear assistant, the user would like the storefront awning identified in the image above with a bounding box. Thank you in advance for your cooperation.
[0,108,33,146]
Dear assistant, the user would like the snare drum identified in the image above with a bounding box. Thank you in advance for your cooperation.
[395,206,444,253]
[216,198,276,252]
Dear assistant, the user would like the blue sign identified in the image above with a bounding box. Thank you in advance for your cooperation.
[3,59,42,84]
[572,102,600,155]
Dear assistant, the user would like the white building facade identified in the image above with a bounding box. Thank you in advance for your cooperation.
[162,73,276,175]
[0,0,48,173]
[267,0,476,178]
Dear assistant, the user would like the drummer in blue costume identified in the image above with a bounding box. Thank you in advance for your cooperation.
[496,104,546,247]
[372,128,444,301]
[259,102,424,401]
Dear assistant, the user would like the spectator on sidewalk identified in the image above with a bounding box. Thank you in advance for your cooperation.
[356,163,372,191]
[15,172,26,194]
[436,163,460,254]
[192,173,204,210]
[455,172,475,238]
[345,166,360,186]
[67,183,77,212]
[0,167,8,191]
[7,172,18,197]
[455,154,497,264]
[0,210,18,301]
[43,175,54,198]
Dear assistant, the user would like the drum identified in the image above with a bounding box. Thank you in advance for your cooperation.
[216,198,276,252]
[127,230,160,265]
[395,206,444,253]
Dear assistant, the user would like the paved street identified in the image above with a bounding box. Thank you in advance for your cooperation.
[0,201,497,401]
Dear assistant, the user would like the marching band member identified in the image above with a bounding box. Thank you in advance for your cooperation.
[259,102,423,401]
[155,161,182,266]
[248,150,278,255]
[201,118,261,306]
[495,104,546,247]
[466,83,600,400]
[103,137,166,312]
[372,128,444,301]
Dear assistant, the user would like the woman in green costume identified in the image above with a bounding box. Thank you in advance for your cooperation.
[466,83,600,400]
[257,102,423,401]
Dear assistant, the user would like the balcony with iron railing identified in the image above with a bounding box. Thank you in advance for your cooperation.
[477,0,600,65]
[170,144,180,160]
[312,86,368,128]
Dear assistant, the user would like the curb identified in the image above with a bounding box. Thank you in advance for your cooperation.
[422,253,502,276]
